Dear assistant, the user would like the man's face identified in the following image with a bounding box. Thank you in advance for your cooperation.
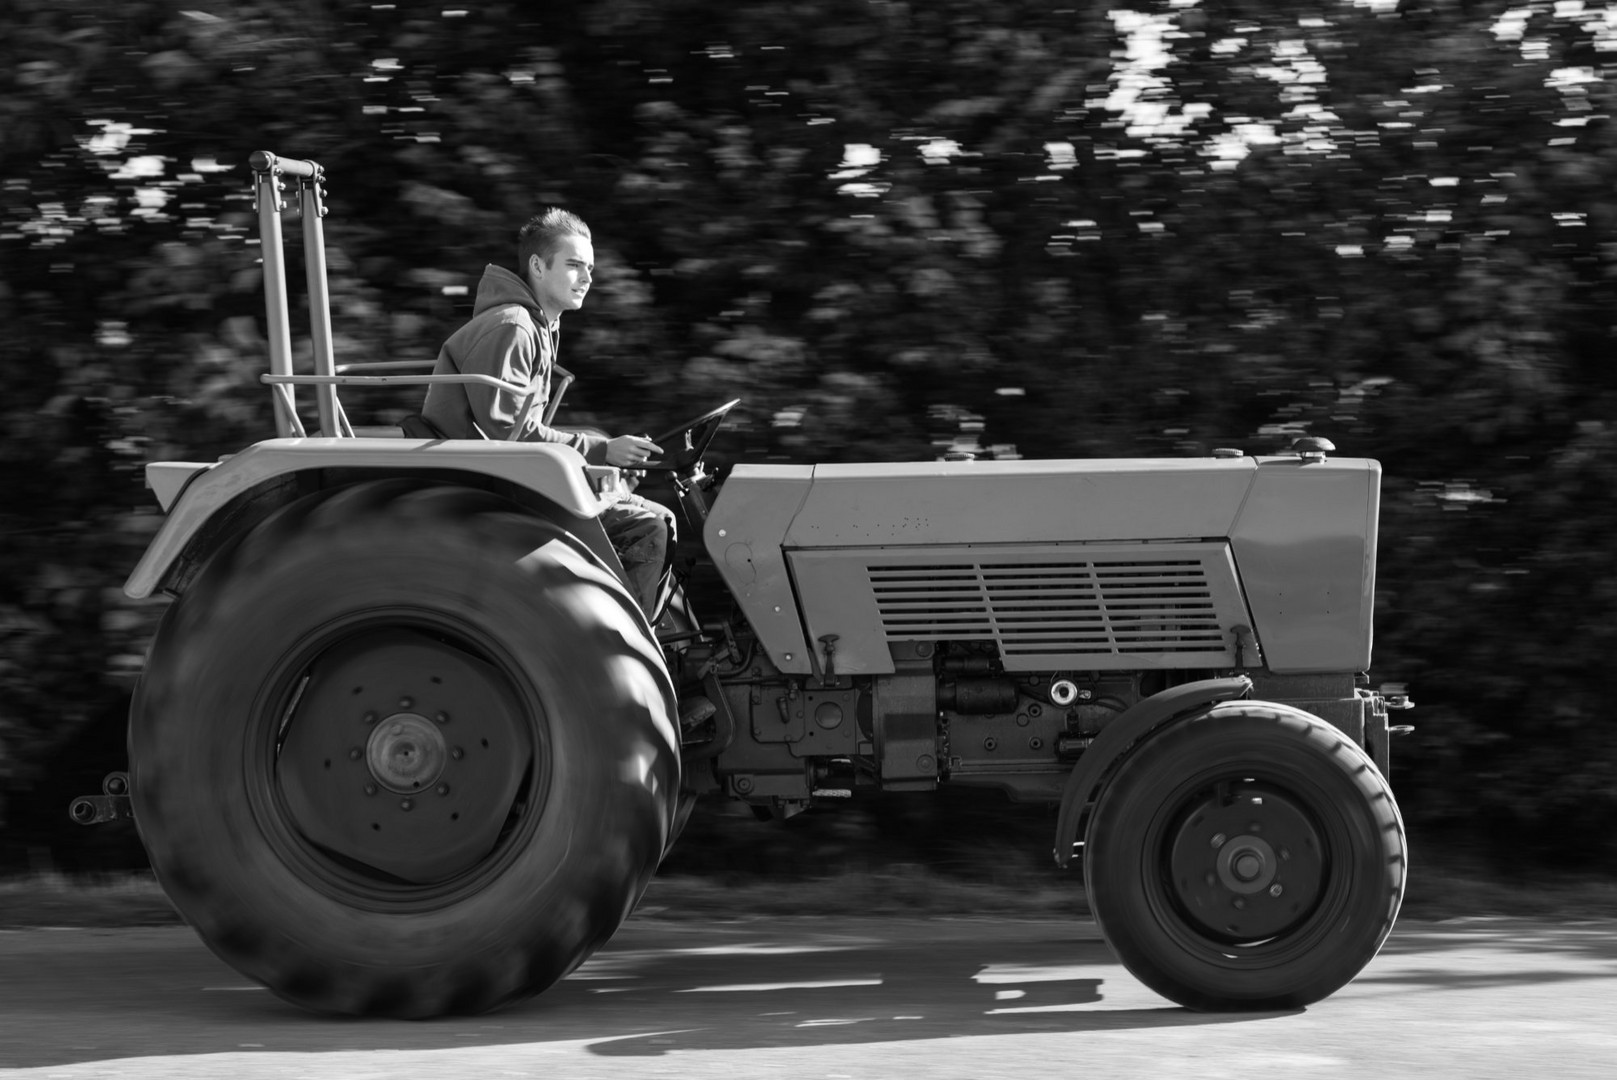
[528,235,594,317]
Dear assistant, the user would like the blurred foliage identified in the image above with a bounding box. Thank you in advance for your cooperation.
[2,0,1616,869]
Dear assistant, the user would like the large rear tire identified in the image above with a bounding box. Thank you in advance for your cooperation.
[1083,702,1405,1011]
[129,481,680,1017]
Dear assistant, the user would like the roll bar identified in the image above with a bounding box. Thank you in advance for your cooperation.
[248,150,321,180]
[248,150,559,439]
[249,150,337,437]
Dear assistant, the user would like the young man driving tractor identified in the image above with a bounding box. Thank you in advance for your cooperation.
[419,209,673,619]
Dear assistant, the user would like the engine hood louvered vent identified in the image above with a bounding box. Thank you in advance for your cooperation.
[870,560,1226,656]
[785,541,1253,673]
[859,545,1246,669]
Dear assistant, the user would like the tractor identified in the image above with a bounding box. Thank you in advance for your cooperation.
[75,151,1411,1018]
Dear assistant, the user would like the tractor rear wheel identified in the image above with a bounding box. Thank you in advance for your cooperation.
[129,481,679,1017]
[1083,702,1405,1011]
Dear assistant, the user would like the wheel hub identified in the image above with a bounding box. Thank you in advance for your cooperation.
[365,713,447,794]
[1168,784,1326,942]
[1217,834,1278,894]
[276,629,533,885]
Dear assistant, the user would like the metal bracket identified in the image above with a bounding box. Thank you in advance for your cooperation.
[818,633,839,679]
[69,771,133,825]
[1231,624,1264,668]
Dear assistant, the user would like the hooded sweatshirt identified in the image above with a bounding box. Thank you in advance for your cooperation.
[420,263,608,463]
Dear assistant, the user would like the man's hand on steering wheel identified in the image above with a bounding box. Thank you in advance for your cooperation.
[605,434,662,469]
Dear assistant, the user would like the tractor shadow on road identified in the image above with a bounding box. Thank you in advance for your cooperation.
[14,917,1617,1067]
[524,920,1292,1056]
[0,919,1293,1067]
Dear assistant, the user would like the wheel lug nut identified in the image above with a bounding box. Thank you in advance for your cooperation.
[1269,884,1284,898]
[1205,872,1216,886]
[1279,847,1291,861]
[1210,832,1227,849]
[363,712,377,725]
[437,784,450,796]
[348,748,362,761]
[1233,897,1246,909]
[451,747,464,760]
[399,697,413,709]
[435,712,449,724]
[364,784,377,796]
[400,799,413,811]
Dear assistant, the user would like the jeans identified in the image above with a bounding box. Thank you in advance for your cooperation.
[600,491,674,621]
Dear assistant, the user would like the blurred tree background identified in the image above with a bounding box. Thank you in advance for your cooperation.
[2,0,1614,876]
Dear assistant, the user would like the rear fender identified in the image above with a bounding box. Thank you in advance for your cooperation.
[126,438,623,599]
[1052,675,1253,868]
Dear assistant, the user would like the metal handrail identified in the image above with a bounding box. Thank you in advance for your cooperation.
[260,372,539,440]
[266,381,307,438]
[335,360,436,373]
[546,365,574,425]
[264,372,527,393]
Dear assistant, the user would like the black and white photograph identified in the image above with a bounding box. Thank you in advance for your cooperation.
[2,2,1614,1077]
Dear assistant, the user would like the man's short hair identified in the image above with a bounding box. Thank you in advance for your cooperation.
[518,208,591,270]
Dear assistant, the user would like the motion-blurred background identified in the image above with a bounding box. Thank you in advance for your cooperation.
[2,0,1614,886]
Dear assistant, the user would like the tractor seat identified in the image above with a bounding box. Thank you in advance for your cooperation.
[399,414,448,440]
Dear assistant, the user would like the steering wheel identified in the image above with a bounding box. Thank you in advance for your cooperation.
[640,399,741,472]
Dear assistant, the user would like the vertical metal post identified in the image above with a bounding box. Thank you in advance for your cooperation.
[252,159,300,438]
[299,177,339,438]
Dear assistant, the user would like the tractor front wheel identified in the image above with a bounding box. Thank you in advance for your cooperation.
[1083,703,1406,1011]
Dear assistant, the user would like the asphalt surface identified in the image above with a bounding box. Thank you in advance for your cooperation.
[1,914,1614,1078]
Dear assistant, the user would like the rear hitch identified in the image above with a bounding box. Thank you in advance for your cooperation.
[69,771,133,825]
[1379,683,1416,737]
[1380,683,1415,711]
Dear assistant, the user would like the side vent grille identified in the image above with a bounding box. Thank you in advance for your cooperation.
[868,557,1230,663]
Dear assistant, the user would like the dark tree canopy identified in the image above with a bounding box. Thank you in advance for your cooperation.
[3,0,1615,869]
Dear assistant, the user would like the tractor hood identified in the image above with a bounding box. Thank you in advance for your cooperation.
[704,455,1381,677]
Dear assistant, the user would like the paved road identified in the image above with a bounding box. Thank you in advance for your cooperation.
[1,914,1614,1078]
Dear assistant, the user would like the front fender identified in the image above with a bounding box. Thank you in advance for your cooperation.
[1052,675,1253,868]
